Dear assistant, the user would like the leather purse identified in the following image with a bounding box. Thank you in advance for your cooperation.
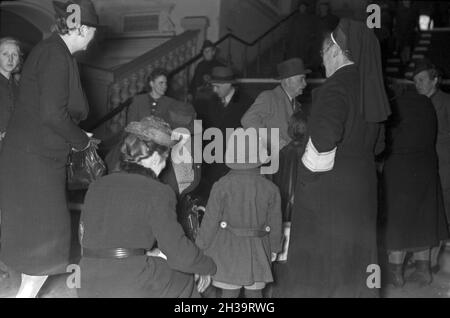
[177,194,205,241]
[67,143,106,190]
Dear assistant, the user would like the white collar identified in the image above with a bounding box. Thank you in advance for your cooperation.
[335,62,354,73]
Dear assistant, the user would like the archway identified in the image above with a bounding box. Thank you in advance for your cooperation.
[0,9,42,55]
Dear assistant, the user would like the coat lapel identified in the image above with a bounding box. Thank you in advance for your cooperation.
[274,86,293,119]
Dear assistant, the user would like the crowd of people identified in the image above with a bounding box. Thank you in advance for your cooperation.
[0,0,449,298]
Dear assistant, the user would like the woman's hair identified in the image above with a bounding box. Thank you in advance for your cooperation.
[288,111,308,142]
[119,133,169,174]
[0,37,23,74]
[147,68,168,83]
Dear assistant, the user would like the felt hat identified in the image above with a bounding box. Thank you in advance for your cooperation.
[209,66,236,84]
[124,116,178,148]
[276,58,311,80]
[52,0,100,28]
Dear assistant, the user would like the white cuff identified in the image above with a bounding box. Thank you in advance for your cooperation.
[301,137,336,172]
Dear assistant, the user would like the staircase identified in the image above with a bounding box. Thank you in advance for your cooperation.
[384,29,450,82]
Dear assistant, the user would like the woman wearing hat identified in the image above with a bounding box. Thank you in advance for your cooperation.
[381,91,448,287]
[413,61,450,235]
[274,19,390,297]
[0,0,98,297]
[79,116,216,297]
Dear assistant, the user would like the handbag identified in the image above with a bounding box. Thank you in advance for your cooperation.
[67,142,106,190]
[177,194,205,241]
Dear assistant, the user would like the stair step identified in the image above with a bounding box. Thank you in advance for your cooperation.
[415,47,429,52]
[386,67,400,73]
[419,40,431,45]
[412,54,425,59]
[421,33,432,38]
[405,72,413,78]
[387,58,401,64]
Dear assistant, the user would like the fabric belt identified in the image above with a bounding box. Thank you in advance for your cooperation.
[82,247,148,259]
[219,221,270,238]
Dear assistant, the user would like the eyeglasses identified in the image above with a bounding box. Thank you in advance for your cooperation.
[320,42,334,58]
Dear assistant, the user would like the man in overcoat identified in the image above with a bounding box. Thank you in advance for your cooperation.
[241,58,309,151]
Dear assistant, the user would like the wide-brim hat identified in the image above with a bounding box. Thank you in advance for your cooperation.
[125,116,179,148]
[225,129,268,170]
[209,66,237,84]
[53,0,100,28]
[276,58,311,80]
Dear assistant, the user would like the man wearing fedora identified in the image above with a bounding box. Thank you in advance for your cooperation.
[194,66,253,201]
[241,58,310,150]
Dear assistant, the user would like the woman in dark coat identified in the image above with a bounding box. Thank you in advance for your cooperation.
[79,116,216,297]
[382,91,449,287]
[0,37,21,151]
[0,0,98,297]
[0,37,21,281]
[273,19,390,298]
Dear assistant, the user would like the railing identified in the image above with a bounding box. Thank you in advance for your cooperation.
[89,8,300,134]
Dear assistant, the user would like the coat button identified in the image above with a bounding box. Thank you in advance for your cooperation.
[265,226,271,232]
[220,221,227,229]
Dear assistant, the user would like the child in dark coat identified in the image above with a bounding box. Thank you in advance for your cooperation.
[196,130,282,298]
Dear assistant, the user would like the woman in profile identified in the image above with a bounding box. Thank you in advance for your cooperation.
[79,116,216,298]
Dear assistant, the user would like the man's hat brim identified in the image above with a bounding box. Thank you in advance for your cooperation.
[209,78,237,84]
[276,69,311,80]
